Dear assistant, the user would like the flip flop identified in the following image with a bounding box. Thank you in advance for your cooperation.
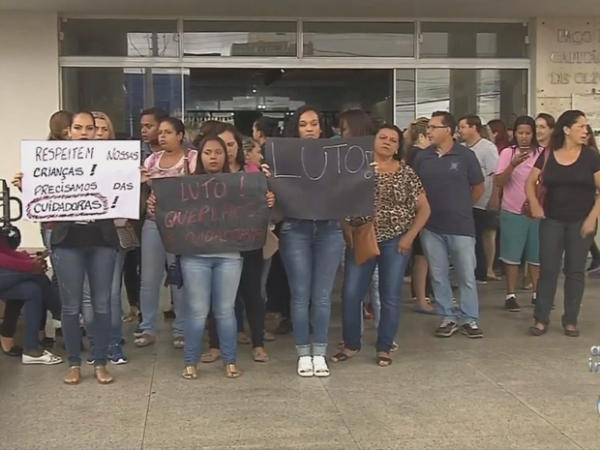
[413,305,438,315]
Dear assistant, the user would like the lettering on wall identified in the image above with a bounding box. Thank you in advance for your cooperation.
[549,28,600,86]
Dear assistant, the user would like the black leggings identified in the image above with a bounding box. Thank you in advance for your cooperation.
[208,249,265,349]
[123,248,141,308]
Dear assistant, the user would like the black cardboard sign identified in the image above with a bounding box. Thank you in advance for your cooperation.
[153,173,269,255]
[265,137,375,220]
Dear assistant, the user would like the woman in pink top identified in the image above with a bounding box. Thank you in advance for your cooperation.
[495,116,543,313]
[135,118,198,349]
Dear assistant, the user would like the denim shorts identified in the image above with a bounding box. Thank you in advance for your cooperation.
[499,209,540,265]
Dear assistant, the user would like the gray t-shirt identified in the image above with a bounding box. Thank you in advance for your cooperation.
[467,139,498,210]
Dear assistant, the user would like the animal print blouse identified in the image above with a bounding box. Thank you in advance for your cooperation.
[348,165,424,242]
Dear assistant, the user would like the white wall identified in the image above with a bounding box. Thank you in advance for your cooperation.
[0,11,59,248]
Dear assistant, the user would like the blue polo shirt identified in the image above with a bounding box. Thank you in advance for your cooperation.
[413,142,484,237]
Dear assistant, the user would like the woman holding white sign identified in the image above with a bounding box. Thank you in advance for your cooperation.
[48,111,119,385]
[278,105,344,378]
[136,118,198,349]
[80,111,129,366]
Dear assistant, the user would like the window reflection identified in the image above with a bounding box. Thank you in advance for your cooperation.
[303,22,414,57]
[60,19,179,57]
[395,70,416,128]
[420,22,528,58]
[183,21,297,57]
[416,69,527,125]
[62,68,182,137]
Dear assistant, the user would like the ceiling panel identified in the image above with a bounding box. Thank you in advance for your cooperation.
[0,0,597,18]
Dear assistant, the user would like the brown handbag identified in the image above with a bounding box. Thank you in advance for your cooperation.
[522,149,549,219]
[350,221,380,266]
[342,184,381,266]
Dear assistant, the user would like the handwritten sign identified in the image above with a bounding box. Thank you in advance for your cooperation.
[153,173,269,255]
[265,137,375,220]
[20,140,141,222]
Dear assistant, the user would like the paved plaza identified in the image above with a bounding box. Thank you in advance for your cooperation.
[1,276,600,450]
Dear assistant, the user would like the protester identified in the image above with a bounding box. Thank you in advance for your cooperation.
[458,115,499,284]
[280,105,344,377]
[253,116,280,147]
[337,109,383,328]
[136,118,197,349]
[83,111,128,364]
[495,116,542,312]
[334,124,430,366]
[201,123,270,363]
[146,134,274,379]
[0,238,62,365]
[536,113,555,149]
[48,110,72,141]
[527,110,600,337]
[39,111,119,384]
[140,107,169,160]
[488,119,510,154]
[404,118,435,314]
[414,111,485,339]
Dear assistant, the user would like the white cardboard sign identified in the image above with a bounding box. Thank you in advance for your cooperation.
[21,140,141,222]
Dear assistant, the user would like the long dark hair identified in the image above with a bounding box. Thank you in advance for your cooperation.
[488,119,510,150]
[339,109,376,137]
[511,115,539,151]
[377,123,404,161]
[158,117,185,143]
[213,122,245,169]
[284,105,328,138]
[549,110,586,151]
[194,135,231,175]
[254,116,280,138]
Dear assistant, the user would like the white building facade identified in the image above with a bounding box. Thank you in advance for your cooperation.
[0,0,599,246]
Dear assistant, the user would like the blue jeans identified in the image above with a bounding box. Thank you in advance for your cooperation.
[53,246,117,366]
[420,228,479,324]
[342,235,411,352]
[180,255,243,365]
[139,220,185,338]
[83,249,127,348]
[279,219,344,357]
[0,269,60,352]
[341,248,381,332]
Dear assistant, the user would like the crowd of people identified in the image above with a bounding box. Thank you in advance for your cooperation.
[1,103,599,384]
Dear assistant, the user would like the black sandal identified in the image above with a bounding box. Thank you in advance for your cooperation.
[331,349,359,363]
[529,324,547,336]
[2,345,23,357]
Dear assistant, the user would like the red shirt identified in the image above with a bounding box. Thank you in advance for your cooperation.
[0,239,35,272]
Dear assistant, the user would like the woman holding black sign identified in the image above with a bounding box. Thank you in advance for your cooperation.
[201,123,271,364]
[148,135,275,380]
[278,105,344,378]
[335,124,430,367]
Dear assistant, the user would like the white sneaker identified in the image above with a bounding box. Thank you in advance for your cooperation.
[22,350,63,365]
[312,356,330,378]
[297,356,314,377]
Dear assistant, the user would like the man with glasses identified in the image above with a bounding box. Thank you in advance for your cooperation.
[413,111,485,339]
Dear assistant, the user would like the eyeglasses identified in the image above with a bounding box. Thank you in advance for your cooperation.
[426,125,449,131]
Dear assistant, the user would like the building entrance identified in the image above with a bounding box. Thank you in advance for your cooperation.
[183,68,393,136]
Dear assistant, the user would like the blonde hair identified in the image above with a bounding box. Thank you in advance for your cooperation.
[185,127,199,146]
[404,117,429,152]
[92,111,115,139]
[242,136,260,153]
